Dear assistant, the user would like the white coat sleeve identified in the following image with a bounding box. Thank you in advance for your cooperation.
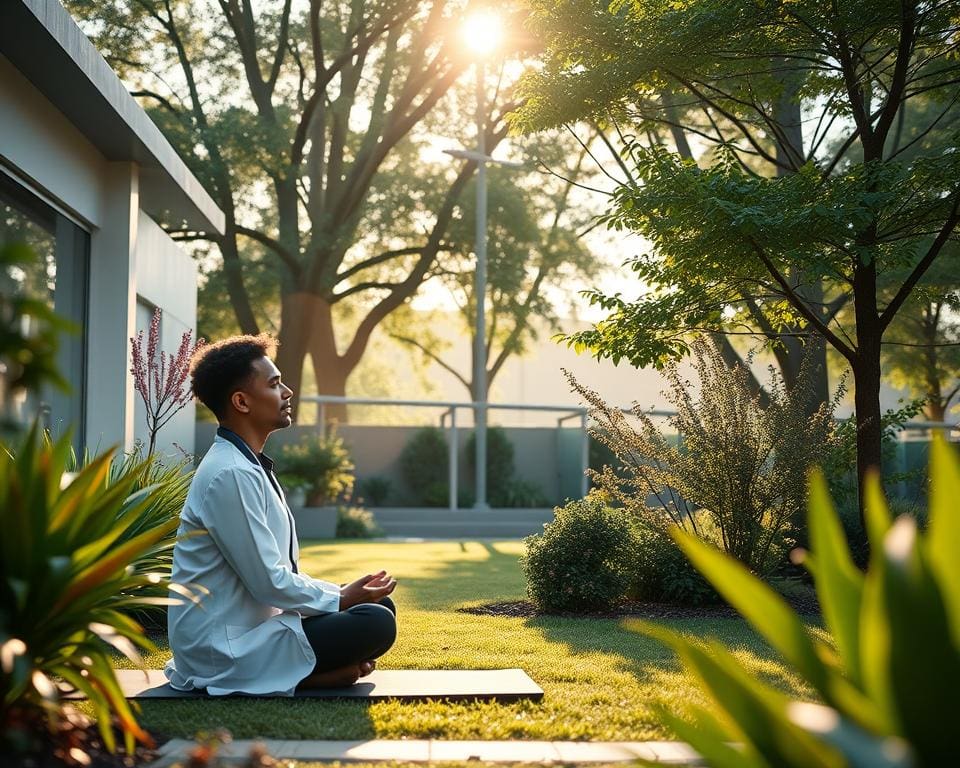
[200,467,341,615]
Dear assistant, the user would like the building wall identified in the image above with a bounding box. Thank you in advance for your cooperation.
[0,53,104,227]
[1,53,199,456]
[133,212,198,457]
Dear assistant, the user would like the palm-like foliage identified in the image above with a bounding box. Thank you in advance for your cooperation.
[635,437,960,767]
[105,448,192,582]
[0,425,191,754]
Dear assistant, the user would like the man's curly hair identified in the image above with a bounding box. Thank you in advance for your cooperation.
[190,333,278,419]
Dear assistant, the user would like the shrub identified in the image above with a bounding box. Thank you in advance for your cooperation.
[522,495,638,612]
[0,425,197,760]
[633,437,960,767]
[275,431,354,506]
[336,506,383,538]
[360,475,391,507]
[466,427,549,507]
[633,523,717,606]
[398,427,449,506]
[570,338,841,576]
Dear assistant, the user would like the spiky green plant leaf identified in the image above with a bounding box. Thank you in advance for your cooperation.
[1,423,191,757]
[633,442,960,767]
[927,436,960,643]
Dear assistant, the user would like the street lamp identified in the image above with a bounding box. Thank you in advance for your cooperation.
[444,8,509,510]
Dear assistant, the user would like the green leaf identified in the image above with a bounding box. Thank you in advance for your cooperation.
[805,470,865,684]
[880,516,960,762]
[670,530,830,693]
[927,435,960,644]
[786,702,912,768]
[636,621,843,767]
[654,703,764,768]
[863,470,891,554]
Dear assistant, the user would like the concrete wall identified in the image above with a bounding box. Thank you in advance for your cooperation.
[195,422,584,507]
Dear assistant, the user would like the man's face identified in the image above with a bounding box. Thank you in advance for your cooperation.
[234,356,294,431]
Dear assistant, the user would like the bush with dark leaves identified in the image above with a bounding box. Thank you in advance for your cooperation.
[522,495,637,613]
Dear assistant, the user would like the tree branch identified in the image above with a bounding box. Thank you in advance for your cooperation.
[880,195,960,330]
[130,89,180,114]
[235,226,301,278]
[749,239,856,361]
[391,333,471,390]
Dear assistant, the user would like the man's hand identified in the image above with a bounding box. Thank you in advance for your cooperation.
[339,570,397,610]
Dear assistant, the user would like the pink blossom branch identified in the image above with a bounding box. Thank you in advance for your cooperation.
[129,307,204,456]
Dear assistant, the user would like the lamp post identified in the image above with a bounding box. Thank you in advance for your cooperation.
[445,10,521,510]
[472,56,490,511]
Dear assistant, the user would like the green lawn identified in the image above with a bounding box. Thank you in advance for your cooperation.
[107,540,812,744]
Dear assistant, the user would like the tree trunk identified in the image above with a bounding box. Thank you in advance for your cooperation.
[921,303,946,422]
[777,327,830,421]
[853,344,884,528]
[770,71,830,420]
[221,226,260,335]
[853,262,883,530]
[309,353,350,427]
[275,291,321,421]
[925,399,946,424]
[308,298,350,426]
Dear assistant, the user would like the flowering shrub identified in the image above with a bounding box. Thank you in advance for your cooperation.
[522,495,638,612]
[129,307,203,455]
[571,337,840,576]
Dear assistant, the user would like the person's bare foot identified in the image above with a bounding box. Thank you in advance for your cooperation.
[298,664,361,690]
[359,660,376,677]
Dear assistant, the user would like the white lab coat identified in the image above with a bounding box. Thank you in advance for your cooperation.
[164,433,341,695]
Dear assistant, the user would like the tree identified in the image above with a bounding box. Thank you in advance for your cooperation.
[882,255,960,422]
[513,0,960,521]
[387,132,603,397]
[67,0,530,420]
[510,0,858,418]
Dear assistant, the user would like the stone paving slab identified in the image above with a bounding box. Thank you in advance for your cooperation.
[61,669,543,702]
[153,738,705,766]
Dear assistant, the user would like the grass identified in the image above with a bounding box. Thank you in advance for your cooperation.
[102,540,813,744]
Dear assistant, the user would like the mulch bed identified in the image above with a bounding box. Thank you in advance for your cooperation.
[2,706,159,768]
[459,592,821,620]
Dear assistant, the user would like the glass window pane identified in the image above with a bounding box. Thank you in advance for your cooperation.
[0,179,87,442]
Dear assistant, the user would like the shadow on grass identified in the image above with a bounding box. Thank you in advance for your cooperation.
[377,541,527,612]
[522,612,812,699]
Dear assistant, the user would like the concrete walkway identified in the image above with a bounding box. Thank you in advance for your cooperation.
[153,738,703,766]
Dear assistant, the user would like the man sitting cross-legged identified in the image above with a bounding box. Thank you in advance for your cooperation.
[165,333,397,696]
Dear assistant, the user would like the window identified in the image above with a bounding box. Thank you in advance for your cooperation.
[0,174,89,444]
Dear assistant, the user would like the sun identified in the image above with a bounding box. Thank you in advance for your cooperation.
[461,9,503,58]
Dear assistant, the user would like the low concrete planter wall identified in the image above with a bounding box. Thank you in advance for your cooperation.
[291,506,338,539]
[195,421,586,506]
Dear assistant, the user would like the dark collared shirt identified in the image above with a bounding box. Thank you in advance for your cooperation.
[216,426,299,573]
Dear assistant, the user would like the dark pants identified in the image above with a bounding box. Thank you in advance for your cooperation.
[301,596,397,674]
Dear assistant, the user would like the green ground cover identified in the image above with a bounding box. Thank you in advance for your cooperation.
[102,540,813,743]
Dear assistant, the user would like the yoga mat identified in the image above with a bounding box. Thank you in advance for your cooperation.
[61,669,544,702]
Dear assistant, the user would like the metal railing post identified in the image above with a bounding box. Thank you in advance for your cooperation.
[449,407,459,511]
[580,409,589,497]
